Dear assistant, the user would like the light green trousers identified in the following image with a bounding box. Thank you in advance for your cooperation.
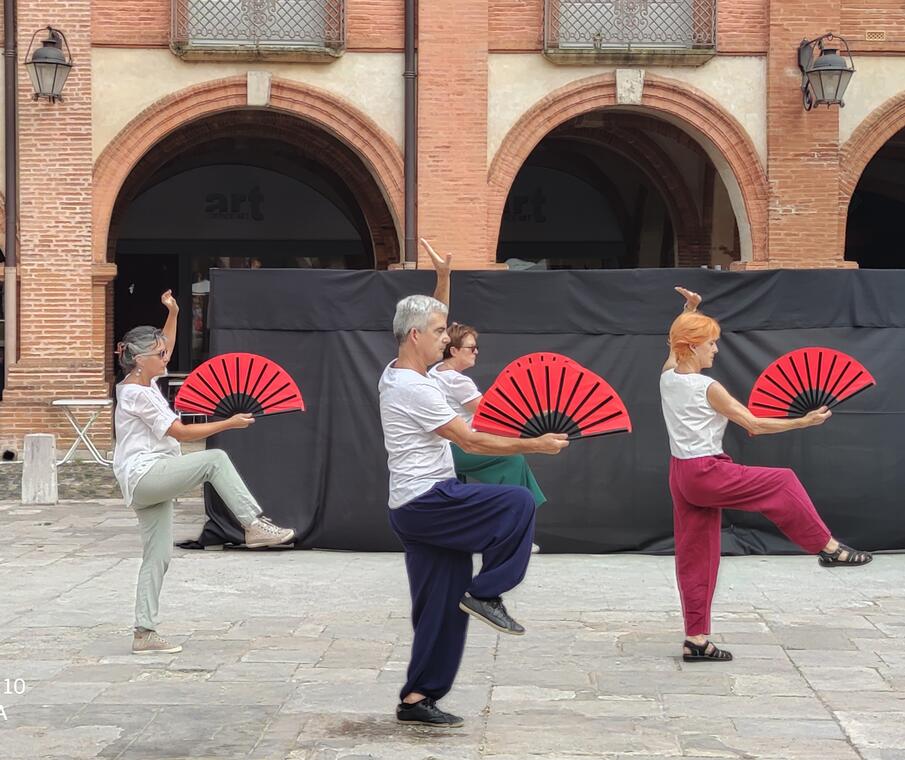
[130,449,262,631]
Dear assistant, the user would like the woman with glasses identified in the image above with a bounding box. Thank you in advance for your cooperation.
[428,323,546,550]
[113,289,295,655]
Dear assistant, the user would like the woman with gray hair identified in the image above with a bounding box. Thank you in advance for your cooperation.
[113,289,295,655]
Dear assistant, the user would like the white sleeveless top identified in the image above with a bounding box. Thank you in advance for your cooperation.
[659,369,727,459]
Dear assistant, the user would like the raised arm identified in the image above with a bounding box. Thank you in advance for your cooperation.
[160,289,179,362]
[662,286,702,373]
[421,238,451,307]
[434,415,568,456]
[706,382,831,436]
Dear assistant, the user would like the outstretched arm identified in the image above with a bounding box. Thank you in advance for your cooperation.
[421,238,451,307]
[435,415,569,456]
[661,286,702,373]
[166,413,255,442]
[160,290,179,362]
[706,382,831,436]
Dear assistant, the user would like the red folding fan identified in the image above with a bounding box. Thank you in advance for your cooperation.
[747,347,875,418]
[473,352,632,440]
[174,353,305,419]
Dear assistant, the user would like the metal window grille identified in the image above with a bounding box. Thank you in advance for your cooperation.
[545,0,716,51]
[172,0,344,54]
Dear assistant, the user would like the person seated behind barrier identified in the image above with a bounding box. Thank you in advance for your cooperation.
[113,289,295,655]
[379,245,568,729]
[660,286,873,665]
[428,322,546,552]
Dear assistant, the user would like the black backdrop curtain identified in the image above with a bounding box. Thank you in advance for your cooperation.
[191,268,905,554]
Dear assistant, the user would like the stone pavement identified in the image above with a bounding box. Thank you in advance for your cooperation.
[1,498,903,760]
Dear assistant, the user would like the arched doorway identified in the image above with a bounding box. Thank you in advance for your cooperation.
[107,110,400,370]
[497,112,740,270]
[488,74,768,268]
[844,126,905,268]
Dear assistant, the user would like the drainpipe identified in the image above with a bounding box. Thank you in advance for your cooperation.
[403,0,417,267]
[3,0,18,389]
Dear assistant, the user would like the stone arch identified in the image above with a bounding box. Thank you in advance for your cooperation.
[487,73,767,263]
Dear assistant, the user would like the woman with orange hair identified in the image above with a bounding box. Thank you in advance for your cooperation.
[660,287,872,663]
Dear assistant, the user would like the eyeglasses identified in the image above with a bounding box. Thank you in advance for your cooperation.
[138,349,167,359]
[460,345,479,353]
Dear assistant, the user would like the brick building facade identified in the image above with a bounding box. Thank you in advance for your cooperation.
[1,0,905,453]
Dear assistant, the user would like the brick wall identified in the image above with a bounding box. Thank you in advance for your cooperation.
[417,0,492,267]
[718,0,768,54]
[92,0,169,47]
[0,0,111,451]
[347,0,403,50]
[762,0,853,268]
[842,2,905,53]
[490,0,543,51]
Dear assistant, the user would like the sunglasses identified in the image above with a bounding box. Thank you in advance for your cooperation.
[138,349,167,359]
[459,345,479,353]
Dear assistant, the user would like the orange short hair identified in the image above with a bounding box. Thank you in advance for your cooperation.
[669,312,721,362]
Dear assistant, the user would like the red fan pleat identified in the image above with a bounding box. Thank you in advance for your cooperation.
[747,347,875,418]
[473,352,632,440]
[175,353,305,419]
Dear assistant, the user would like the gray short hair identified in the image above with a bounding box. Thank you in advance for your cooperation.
[116,326,165,373]
[393,295,448,345]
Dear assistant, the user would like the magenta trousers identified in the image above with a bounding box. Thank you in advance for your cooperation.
[669,454,832,636]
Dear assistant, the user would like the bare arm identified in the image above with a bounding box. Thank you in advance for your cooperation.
[160,290,179,362]
[166,413,254,442]
[421,238,451,307]
[706,382,831,436]
[435,415,568,456]
[662,286,702,373]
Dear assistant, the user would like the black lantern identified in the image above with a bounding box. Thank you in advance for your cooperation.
[798,33,854,111]
[24,27,73,102]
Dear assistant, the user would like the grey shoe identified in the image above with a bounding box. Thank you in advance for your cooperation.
[396,698,464,727]
[244,517,295,548]
[132,630,182,654]
[458,594,525,635]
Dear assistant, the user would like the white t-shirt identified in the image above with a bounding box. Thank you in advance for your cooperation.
[659,369,728,459]
[428,364,482,428]
[113,383,181,506]
[378,361,458,509]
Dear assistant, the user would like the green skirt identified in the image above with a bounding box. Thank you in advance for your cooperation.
[451,444,546,507]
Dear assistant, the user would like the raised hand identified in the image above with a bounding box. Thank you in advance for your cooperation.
[161,289,179,313]
[420,238,452,274]
[675,286,702,313]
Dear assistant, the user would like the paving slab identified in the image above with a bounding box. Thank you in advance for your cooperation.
[2,497,904,759]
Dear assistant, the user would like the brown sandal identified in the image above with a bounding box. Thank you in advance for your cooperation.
[683,639,733,662]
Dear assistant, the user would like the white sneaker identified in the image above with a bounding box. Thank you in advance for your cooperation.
[245,516,295,548]
[531,543,541,554]
[132,630,182,654]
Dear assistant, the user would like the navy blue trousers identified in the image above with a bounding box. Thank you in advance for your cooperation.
[388,478,536,702]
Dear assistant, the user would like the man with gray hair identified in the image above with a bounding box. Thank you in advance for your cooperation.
[379,241,568,728]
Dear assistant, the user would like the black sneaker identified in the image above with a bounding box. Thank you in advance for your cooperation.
[458,594,525,635]
[396,698,464,727]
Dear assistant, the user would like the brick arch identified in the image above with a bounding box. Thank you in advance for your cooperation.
[93,76,404,264]
[105,111,400,268]
[488,73,767,263]
[839,93,905,250]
